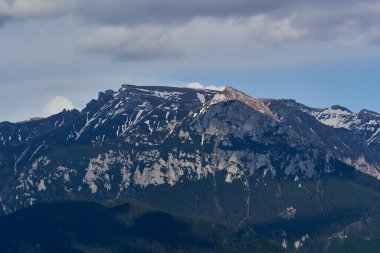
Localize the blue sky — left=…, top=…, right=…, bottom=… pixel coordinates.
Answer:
left=1, top=0, right=380, bottom=122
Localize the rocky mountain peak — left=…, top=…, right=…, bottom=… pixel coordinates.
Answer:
left=223, top=86, right=249, bottom=100
left=330, top=105, right=352, bottom=112
left=359, top=109, right=380, bottom=119
left=209, top=86, right=278, bottom=121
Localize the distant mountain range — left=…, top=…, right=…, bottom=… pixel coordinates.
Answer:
left=1, top=85, right=380, bottom=252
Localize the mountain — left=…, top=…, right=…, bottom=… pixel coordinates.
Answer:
left=0, top=84, right=380, bottom=252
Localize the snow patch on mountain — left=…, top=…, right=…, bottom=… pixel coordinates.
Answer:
left=308, top=107, right=359, bottom=130
left=306, top=106, right=380, bottom=146
left=197, top=93, right=206, bottom=104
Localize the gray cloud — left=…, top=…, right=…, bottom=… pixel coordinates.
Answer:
left=0, top=0, right=71, bottom=24
left=80, top=25, right=184, bottom=61
left=74, top=0, right=380, bottom=61
left=2, top=0, right=380, bottom=50
left=1, top=0, right=380, bottom=66
left=75, top=0, right=376, bottom=26
left=2, top=0, right=291, bottom=25
left=2, top=0, right=378, bottom=26
left=75, top=0, right=285, bottom=25
left=288, top=3, right=380, bottom=44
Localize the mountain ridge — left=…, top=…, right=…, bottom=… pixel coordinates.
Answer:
left=1, top=84, right=380, bottom=252
left=0, top=85, right=379, bottom=207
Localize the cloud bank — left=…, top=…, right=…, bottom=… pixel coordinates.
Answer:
left=2, top=0, right=380, bottom=61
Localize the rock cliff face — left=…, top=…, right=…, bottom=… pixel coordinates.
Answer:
left=0, top=84, right=379, bottom=218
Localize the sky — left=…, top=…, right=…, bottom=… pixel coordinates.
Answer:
left=1, top=0, right=380, bottom=122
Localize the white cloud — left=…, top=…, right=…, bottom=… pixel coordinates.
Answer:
left=42, top=96, right=75, bottom=117
left=205, top=85, right=226, bottom=91
left=186, top=82, right=203, bottom=89
left=186, top=82, right=225, bottom=91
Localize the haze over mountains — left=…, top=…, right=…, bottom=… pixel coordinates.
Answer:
left=0, top=84, right=380, bottom=252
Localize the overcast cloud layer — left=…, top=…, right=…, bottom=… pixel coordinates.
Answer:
left=1, top=0, right=380, bottom=121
